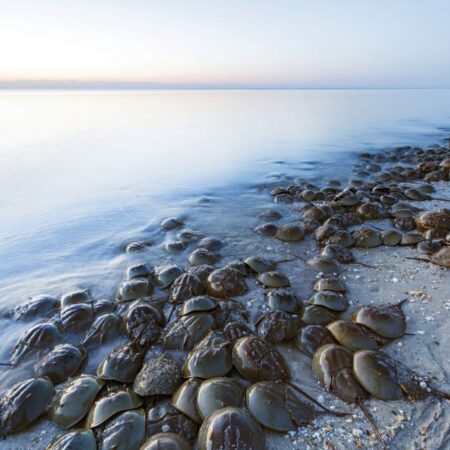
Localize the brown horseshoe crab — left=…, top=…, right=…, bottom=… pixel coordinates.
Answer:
left=197, top=407, right=264, bottom=450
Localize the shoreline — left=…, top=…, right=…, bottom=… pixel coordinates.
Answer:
left=0, top=139, right=449, bottom=449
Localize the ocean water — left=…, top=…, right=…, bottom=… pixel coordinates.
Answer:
left=0, top=88, right=449, bottom=446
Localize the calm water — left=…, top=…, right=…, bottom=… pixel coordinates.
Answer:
left=0, top=88, right=449, bottom=446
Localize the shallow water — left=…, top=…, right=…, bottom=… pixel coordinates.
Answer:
left=0, top=88, right=449, bottom=447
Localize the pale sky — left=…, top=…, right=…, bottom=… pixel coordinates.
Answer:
left=1, top=0, right=450, bottom=88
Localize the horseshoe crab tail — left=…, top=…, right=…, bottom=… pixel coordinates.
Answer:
left=0, top=361, right=13, bottom=366
left=355, top=260, right=377, bottom=269
left=429, top=387, right=450, bottom=400
left=405, top=256, right=430, bottom=263
left=288, top=382, right=349, bottom=417
left=167, top=303, right=177, bottom=323
left=357, top=399, right=387, bottom=450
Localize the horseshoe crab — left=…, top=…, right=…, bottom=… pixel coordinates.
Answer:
left=254, top=223, right=278, bottom=236
left=11, top=321, right=62, bottom=364
left=206, top=267, right=248, bottom=298
left=60, top=303, right=94, bottom=332
left=257, top=271, right=290, bottom=288
left=296, top=325, right=338, bottom=356
left=258, top=209, right=282, bottom=221
left=302, top=305, right=338, bottom=325
left=0, top=377, right=53, bottom=436
left=81, top=313, right=121, bottom=347
left=196, top=377, right=244, bottom=419
left=34, top=344, right=86, bottom=383
left=188, top=264, right=215, bottom=284
left=183, top=331, right=233, bottom=379
left=327, top=320, right=379, bottom=351
left=223, top=321, right=253, bottom=343
left=97, top=343, right=144, bottom=383
left=5, top=294, right=59, bottom=320
left=163, top=313, right=215, bottom=350
left=134, top=354, right=182, bottom=396
left=92, top=299, right=116, bottom=315
left=178, top=229, right=203, bottom=243
left=155, top=265, right=184, bottom=288
left=198, top=237, right=224, bottom=251
left=188, top=248, right=220, bottom=266
left=382, top=230, right=402, bottom=246
left=126, top=241, right=152, bottom=253
left=314, top=277, right=346, bottom=293
left=50, top=375, right=104, bottom=429
left=357, top=202, right=385, bottom=220
left=310, top=290, right=348, bottom=312
left=214, top=299, right=249, bottom=326
left=352, top=228, right=383, bottom=248
left=126, top=263, right=154, bottom=280
left=246, top=381, right=339, bottom=432
left=125, top=302, right=164, bottom=347
left=117, top=279, right=153, bottom=302
left=169, top=273, right=204, bottom=304
left=393, top=216, right=416, bottom=231
left=141, top=433, right=192, bottom=450
left=161, top=217, right=184, bottom=231
left=353, top=350, right=450, bottom=401
left=266, top=288, right=303, bottom=314
left=165, top=240, right=187, bottom=253
left=352, top=300, right=406, bottom=339
left=418, top=239, right=443, bottom=255
left=244, top=256, right=277, bottom=273
left=307, top=257, right=340, bottom=274
left=147, top=399, right=198, bottom=444
left=86, top=387, right=142, bottom=428
left=46, top=429, right=96, bottom=450
left=312, top=344, right=367, bottom=403
left=256, top=310, right=299, bottom=343
left=197, top=407, right=264, bottom=450
left=61, top=290, right=91, bottom=308
left=172, top=378, right=203, bottom=423
left=275, top=224, right=304, bottom=242
left=180, top=296, right=218, bottom=316
left=321, top=243, right=355, bottom=264
left=100, top=408, right=145, bottom=450
left=232, top=336, right=289, bottom=381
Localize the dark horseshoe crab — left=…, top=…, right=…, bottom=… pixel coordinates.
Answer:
left=0, top=377, right=54, bottom=436
left=34, top=344, right=86, bottom=383
left=232, top=336, right=289, bottom=382
left=197, top=407, right=265, bottom=450
left=46, top=429, right=96, bottom=450
left=246, top=381, right=346, bottom=432
left=4, top=294, right=59, bottom=320
left=141, top=433, right=192, bottom=450
left=196, top=377, right=244, bottom=419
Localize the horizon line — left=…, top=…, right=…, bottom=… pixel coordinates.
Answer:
left=0, top=80, right=450, bottom=91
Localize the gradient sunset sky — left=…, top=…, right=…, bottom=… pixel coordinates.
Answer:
left=1, top=0, right=450, bottom=88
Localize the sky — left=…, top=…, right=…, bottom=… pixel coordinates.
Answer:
left=0, top=0, right=450, bottom=88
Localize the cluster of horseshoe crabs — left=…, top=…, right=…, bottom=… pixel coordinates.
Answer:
left=0, top=143, right=449, bottom=449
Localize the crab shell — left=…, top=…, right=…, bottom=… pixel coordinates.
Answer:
left=197, top=407, right=265, bottom=450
